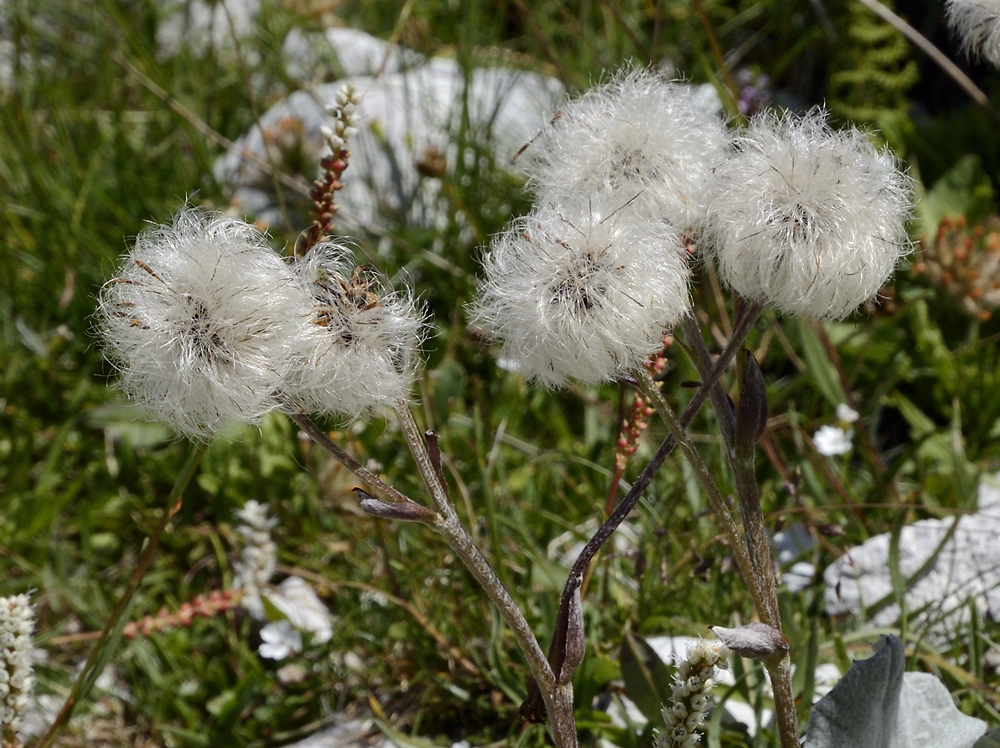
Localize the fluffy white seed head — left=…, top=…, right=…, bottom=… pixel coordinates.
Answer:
left=522, top=67, right=729, bottom=233
left=945, top=0, right=1000, bottom=68
left=701, top=109, right=913, bottom=319
left=285, top=243, right=425, bottom=417
left=471, top=200, right=691, bottom=387
left=97, top=209, right=304, bottom=439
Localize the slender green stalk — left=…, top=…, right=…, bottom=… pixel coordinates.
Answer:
left=36, top=441, right=207, bottom=748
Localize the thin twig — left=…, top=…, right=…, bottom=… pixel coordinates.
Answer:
left=527, top=306, right=763, bottom=713
left=856, top=0, right=998, bottom=118
left=37, top=442, right=206, bottom=748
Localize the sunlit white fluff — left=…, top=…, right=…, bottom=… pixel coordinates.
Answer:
left=945, top=0, right=1000, bottom=68
left=472, top=200, right=691, bottom=387
left=97, top=209, right=303, bottom=439
left=285, top=243, right=425, bottom=417
left=522, top=67, right=729, bottom=233
left=701, top=109, right=912, bottom=319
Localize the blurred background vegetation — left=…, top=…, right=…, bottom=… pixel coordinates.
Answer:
left=2, top=0, right=999, bottom=745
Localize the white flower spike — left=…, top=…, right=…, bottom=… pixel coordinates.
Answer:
left=286, top=242, right=425, bottom=417
left=702, top=109, right=913, bottom=319
left=472, top=199, right=691, bottom=388
left=522, top=67, right=729, bottom=233
left=0, top=594, right=35, bottom=740
left=945, top=0, right=1000, bottom=68
left=97, top=209, right=305, bottom=439
left=233, top=500, right=279, bottom=619
left=655, top=639, right=729, bottom=748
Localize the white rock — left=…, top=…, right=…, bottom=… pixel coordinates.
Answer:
left=823, top=473, right=1000, bottom=646
left=214, top=37, right=564, bottom=234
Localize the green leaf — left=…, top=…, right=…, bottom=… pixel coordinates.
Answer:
left=915, top=154, right=995, bottom=237
left=619, top=631, right=672, bottom=724
left=794, top=321, right=847, bottom=408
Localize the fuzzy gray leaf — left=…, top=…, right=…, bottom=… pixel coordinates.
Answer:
left=891, top=672, right=986, bottom=748
left=804, top=635, right=904, bottom=748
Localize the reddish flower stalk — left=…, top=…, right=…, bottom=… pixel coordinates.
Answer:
left=605, top=335, right=671, bottom=514
left=298, top=84, right=361, bottom=256
left=123, top=589, right=240, bottom=639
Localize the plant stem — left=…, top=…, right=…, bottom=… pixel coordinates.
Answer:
left=536, top=306, right=762, bottom=699
left=765, top=655, right=799, bottom=748
left=681, top=312, right=798, bottom=748
left=391, top=403, right=577, bottom=748
left=36, top=441, right=206, bottom=748
left=633, top=368, right=769, bottom=620
left=290, top=405, right=574, bottom=745
left=680, top=314, right=779, bottom=625
left=286, top=410, right=417, bottom=508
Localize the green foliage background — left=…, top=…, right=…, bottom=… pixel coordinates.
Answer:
left=1, top=0, right=999, bottom=745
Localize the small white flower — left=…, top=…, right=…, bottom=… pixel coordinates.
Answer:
left=701, top=109, right=913, bottom=319
left=836, top=403, right=859, bottom=424
left=258, top=620, right=302, bottom=660
left=945, top=0, right=1000, bottom=68
left=97, top=209, right=304, bottom=439
left=813, top=424, right=853, bottom=456
left=471, top=200, right=691, bottom=387
left=523, top=67, right=729, bottom=232
left=263, top=577, right=333, bottom=644
left=285, top=243, right=425, bottom=417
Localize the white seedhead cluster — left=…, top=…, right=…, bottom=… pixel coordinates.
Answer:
left=97, top=210, right=305, bottom=438
left=98, top=209, right=425, bottom=439
left=473, top=68, right=728, bottom=387
left=701, top=110, right=913, bottom=319
left=945, top=0, right=1000, bottom=68
left=98, top=67, right=912, bottom=429
left=473, top=201, right=690, bottom=387
left=290, top=243, right=424, bottom=416
left=472, top=68, right=913, bottom=385
left=521, top=68, right=729, bottom=232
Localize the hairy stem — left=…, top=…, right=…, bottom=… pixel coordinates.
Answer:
left=392, top=403, right=576, bottom=747
left=532, top=306, right=762, bottom=704
left=286, top=409, right=418, bottom=508
left=681, top=312, right=797, bottom=748
left=680, top=314, right=779, bottom=625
